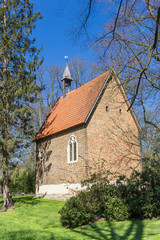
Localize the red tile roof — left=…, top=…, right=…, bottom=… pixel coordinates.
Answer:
left=35, top=71, right=110, bottom=141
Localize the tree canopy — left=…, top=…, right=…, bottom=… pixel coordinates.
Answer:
left=71, top=0, right=160, bottom=130
left=0, top=0, right=43, bottom=209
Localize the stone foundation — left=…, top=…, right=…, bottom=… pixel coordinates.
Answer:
left=36, top=183, right=86, bottom=200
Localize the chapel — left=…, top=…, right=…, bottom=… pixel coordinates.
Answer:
left=35, top=64, right=141, bottom=199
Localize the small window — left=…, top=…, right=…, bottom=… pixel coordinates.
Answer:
left=39, top=150, right=44, bottom=160
left=106, top=106, right=108, bottom=112
left=67, top=135, right=78, bottom=163
left=119, top=109, right=122, bottom=114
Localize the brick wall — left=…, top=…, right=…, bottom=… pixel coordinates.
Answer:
left=86, top=76, right=141, bottom=178
left=36, top=75, right=141, bottom=192
left=36, top=125, right=88, bottom=190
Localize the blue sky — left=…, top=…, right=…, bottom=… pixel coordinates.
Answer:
left=33, top=0, right=92, bottom=67
left=33, top=0, right=104, bottom=68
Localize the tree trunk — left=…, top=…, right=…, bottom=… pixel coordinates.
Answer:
left=1, top=144, right=14, bottom=209
left=1, top=87, right=14, bottom=209
left=1, top=127, right=14, bottom=209
left=2, top=168, right=14, bottom=209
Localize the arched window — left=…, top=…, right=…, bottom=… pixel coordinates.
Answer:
left=67, top=135, right=78, bottom=163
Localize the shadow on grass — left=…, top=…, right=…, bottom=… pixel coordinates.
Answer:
left=0, top=230, right=56, bottom=240
left=0, top=196, right=40, bottom=209
left=0, top=229, right=76, bottom=240
left=73, top=220, right=144, bottom=240
left=1, top=195, right=62, bottom=210
left=13, top=196, right=39, bottom=206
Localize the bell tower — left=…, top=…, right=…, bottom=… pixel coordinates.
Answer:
left=61, top=56, right=73, bottom=98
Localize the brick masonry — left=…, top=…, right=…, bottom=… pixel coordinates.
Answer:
left=36, top=75, right=141, bottom=198
left=86, top=76, right=140, bottom=178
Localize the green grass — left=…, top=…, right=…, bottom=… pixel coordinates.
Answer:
left=0, top=195, right=160, bottom=240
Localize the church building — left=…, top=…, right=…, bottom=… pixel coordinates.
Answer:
left=35, top=64, right=141, bottom=199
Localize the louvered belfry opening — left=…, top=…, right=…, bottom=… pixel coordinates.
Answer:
left=61, top=63, right=73, bottom=98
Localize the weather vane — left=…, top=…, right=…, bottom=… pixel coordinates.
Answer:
left=64, top=56, right=68, bottom=63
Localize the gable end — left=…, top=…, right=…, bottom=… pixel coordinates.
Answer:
left=84, top=70, right=112, bottom=124
left=84, top=69, right=141, bottom=132
left=111, top=69, right=141, bottom=132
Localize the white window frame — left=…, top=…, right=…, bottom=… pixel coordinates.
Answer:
left=67, top=135, right=78, bottom=163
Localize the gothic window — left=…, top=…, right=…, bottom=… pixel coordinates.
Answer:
left=67, top=135, right=78, bottom=163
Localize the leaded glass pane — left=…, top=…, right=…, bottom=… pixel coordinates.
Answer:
left=70, top=142, right=72, bottom=161
left=74, top=142, right=77, bottom=161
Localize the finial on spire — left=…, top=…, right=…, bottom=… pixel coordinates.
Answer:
left=61, top=56, right=73, bottom=98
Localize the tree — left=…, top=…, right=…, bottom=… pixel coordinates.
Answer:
left=9, top=146, right=36, bottom=195
left=70, top=0, right=160, bottom=130
left=46, top=64, right=63, bottom=113
left=0, top=0, right=42, bottom=209
left=33, top=64, right=63, bottom=132
left=69, top=55, right=95, bottom=88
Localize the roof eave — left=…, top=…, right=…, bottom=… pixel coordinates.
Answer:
left=84, top=68, right=141, bottom=132
left=84, top=69, right=112, bottom=124
left=34, top=122, right=86, bottom=142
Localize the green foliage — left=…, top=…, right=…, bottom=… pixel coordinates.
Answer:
left=102, top=197, right=129, bottom=221
left=0, top=0, right=43, bottom=151
left=9, top=169, right=36, bottom=194
left=0, top=0, right=42, bottom=207
left=118, top=158, right=160, bottom=219
left=59, top=191, right=97, bottom=228
left=60, top=156, right=160, bottom=228
left=59, top=180, right=127, bottom=228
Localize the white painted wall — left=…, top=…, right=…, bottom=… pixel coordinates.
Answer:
left=36, top=183, right=86, bottom=196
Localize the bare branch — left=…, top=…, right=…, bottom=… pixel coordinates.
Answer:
left=78, top=0, right=95, bottom=34
left=146, top=0, right=157, bottom=21
left=73, top=0, right=160, bottom=130
left=141, top=99, right=160, bottom=131
left=152, top=6, right=160, bottom=50
left=128, top=6, right=160, bottom=110
left=113, top=0, right=123, bottom=39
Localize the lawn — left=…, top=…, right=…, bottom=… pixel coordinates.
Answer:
left=0, top=196, right=160, bottom=240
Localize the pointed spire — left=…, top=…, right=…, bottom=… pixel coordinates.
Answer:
left=61, top=56, right=73, bottom=98
left=62, top=63, right=72, bottom=80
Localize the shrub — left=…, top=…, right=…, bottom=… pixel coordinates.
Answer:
left=59, top=177, right=128, bottom=228
left=59, top=156, right=160, bottom=228
left=117, top=158, right=160, bottom=219
left=102, top=197, right=129, bottom=221
left=59, top=191, right=97, bottom=228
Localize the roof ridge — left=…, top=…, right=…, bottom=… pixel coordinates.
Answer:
left=34, top=70, right=110, bottom=141
left=59, top=71, right=109, bottom=99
